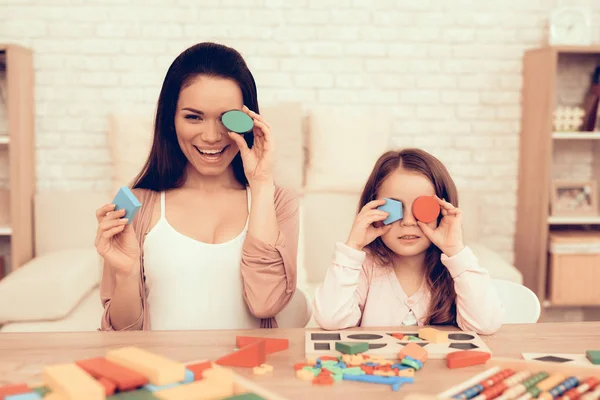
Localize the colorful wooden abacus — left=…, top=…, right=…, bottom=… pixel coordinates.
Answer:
left=406, top=357, right=600, bottom=400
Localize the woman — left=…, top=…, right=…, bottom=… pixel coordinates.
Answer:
left=95, top=42, right=299, bottom=331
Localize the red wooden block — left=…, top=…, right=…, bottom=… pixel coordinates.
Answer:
left=391, top=333, right=405, bottom=340
left=318, top=356, right=338, bottom=361
left=186, top=360, right=213, bottom=381
left=293, top=362, right=310, bottom=371
left=313, top=375, right=334, bottom=385
left=0, top=383, right=30, bottom=399
left=98, top=376, right=116, bottom=396
left=412, top=196, right=441, bottom=223
left=75, top=357, right=148, bottom=391
left=235, top=336, right=289, bottom=354
left=446, top=351, right=491, bottom=369
left=215, top=340, right=266, bottom=368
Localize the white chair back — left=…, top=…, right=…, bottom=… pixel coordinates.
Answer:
left=492, top=278, right=540, bottom=324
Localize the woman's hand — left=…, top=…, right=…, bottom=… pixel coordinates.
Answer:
left=228, top=105, right=274, bottom=186
left=94, top=204, right=140, bottom=277
left=417, top=196, right=465, bottom=257
left=345, top=199, right=393, bottom=251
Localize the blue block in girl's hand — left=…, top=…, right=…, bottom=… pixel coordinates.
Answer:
left=112, top=186, right=141, bottom=224
left=377, top=198, right=403, bottom=225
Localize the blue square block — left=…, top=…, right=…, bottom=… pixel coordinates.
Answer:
left=377, top=198, right=403, bottom=225
left=112, top=186, right=141, bottom=224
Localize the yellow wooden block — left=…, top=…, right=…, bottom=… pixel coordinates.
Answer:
left=374, top=370, right=396, bottom=376
left=154, top=378, right=234, bottom=400
left=43, top=363, right=105, bottom=400
left=296, top=369, right=315, bottom=381
left=398, top=368, right=415, bottom=377
left=418, top=327, right=448, bottom=343
left=106, top=346, right=186, bottom=386
left=203, top=366, right=235, bottom=384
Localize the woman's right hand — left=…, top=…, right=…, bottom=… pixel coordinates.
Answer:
left=345, top=199, right=393, bottom=251
left=95, top=204, right=140, bottom=277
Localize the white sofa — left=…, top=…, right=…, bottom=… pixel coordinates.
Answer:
left=0, top=102, right=522, bottom=332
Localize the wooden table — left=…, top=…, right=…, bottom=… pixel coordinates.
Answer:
left=1, top=322, right=599, bottom=399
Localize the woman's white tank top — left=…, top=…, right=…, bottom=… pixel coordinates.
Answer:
left=143, top=190, right=261, bottom=330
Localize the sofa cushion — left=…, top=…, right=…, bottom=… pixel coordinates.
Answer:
left=0, top=249, right=102, bottom=324
left=304, top=107, right=392, bottom=193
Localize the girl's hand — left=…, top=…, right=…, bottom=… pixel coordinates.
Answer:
left=345, top=199, right=393, bottom=251
left=227, top=105, right=274, bottom=186
left=417, top=196, right=465, bottom=257
left=94, top=204, right=140, bottom=277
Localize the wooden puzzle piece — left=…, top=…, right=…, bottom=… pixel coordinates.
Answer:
left=215, top=340, right=266, bottom=368
left=522, top=353, right=597, bottom=366
left=112, top=186, right=141, bottom=224
left=43, top=363, right=105, bottom=399
left=446, top=350, right=491, bottom=369
left=587, top=350, right=600, bottom=365
left=235, top=336, right=288, bottom=355
left=75, top=357, right=149, bottom=391
left=106, top=347, right=186, bottom=386
left=0, top=383, right=30, bottom=398
left=398, top=343, right=428, bottom=363
left=412, top=196, right=440, bottom=223
left=3, top=392, right=42, bottom=400
left=418, top=327, right=448, bottom=343
left=185, top=361, right=212, bottom=381
left=378, top=198, right=403, bottom=225
left=335, top=342, right=368, bottom=355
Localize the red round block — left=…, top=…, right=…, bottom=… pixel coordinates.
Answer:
left=412, top=196, right=440, bottom=223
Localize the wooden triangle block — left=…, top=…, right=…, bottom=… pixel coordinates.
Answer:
left=235, top=336, right=289, bottom=354
left=215, top=340, right=266, bottom=368
left=446, top=351, right=491, bottom=369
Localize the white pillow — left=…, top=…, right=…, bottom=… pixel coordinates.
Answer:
left=0, top=249, right=102, bottom=324
left=305, top=107, right=392, bottom=193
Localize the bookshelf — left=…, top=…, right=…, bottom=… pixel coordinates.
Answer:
left=0, top=44, right=35, bottom=277
left=515, top=45, right=600, bottom=308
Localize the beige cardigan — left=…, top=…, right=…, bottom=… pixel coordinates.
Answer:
left=99, top=186, right=299, bottom=330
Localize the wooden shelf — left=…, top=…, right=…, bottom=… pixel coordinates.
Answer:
left=0, top=44, right=34, bottom=274
left=515, top=44, right=600, bottom=308
left=548, top=216, right=600, bottom=225
left=552, top=132, right=600, bottom=139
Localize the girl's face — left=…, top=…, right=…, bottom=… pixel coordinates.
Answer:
left=376, top=168, right=438, bottom=257
left=174, top=75, right=244, bottom=178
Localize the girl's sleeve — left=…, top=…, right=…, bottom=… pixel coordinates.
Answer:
left=313, top=242, right=371, bottom=330
left=240, top=187, right=299, bottom=319
left=441, top=246, right=505, bottom=335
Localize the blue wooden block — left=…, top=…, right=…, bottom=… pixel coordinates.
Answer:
left=183, top=368, right=195, bottom=383
left=144, top=369, right=194, bottom=391
left=5, top=393, right=42, bottom=400
left=112, top=186, right=141, bottom=224
left=377, top=198, right=403, bottom=225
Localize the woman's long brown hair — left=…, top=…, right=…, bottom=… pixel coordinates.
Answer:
left=358, top=148, right=459, bottom=326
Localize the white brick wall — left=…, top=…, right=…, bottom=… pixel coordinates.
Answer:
left=1, top=0, right=600, bottom=265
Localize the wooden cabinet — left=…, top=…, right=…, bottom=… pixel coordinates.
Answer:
left=515, top=45, right=600, bottom=307
left=0, top=44, right=35, bottom=276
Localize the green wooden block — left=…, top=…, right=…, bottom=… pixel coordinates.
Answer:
left=224, top=393, right=266, bottom=400
left=335, top=341, right=369, bottom=354
left=108, top=389, right=158, bottom=399
left=586, top=350, right=600, bottom=364
left=32, top=386, right=51, bottom=396
left=332, top=373, right=344, bottom=382
left=323, top=366, right=343, bottom=375
left=342, top=367, right=366, bottom=375
left=302, top=366, right=321, bottom=376
left=406, top=335, right=421, bottom=341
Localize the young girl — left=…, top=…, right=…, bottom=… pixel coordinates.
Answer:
left=313, top=148, right=504, bottom=335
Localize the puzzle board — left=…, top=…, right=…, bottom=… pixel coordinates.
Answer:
left=305, top=330, right=491, bottom=360
left=521, top=353, right=599, bottom=367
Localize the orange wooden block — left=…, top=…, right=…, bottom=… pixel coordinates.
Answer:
left=186, top=361, right=213, bottom=381
left=319, top=356, right=339, bottom=361
left=98, top=376, right=116, bottom=396
left=215, top=340, right=266, bottom=368
left=293, top=362, right=310, bottom=371
left=412, top=196, right=440, bottom=223
left=75, top=357, right=149, bottom=391
left=446, top=351, right=491, bottom=369
left=235, top=336, right=289, bottom=354
left=0, top=383, right=30, bottom=398
left=313, top=375, right=334, bottom=385
left=398, top=343, right=429, bottom=363
left=391, top=333, right=405, bottom=340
